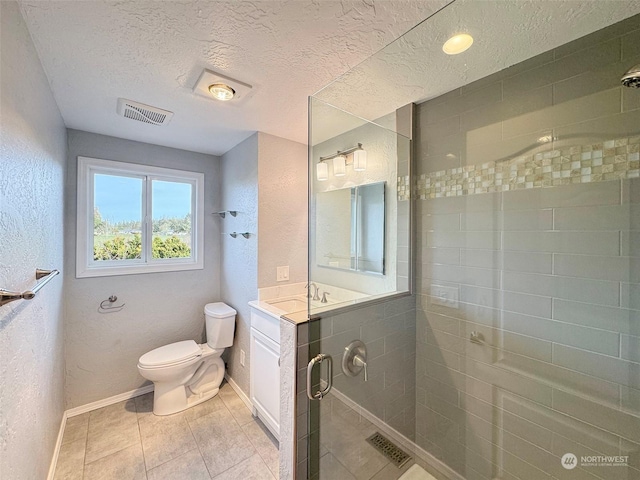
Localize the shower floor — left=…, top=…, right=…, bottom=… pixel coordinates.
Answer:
left=318, top=394, right=443, bottom=480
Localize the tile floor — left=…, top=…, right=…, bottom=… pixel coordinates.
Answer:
left=54, top=382, right=279, bottom=480
left=318, top=395, right=440, bottom=480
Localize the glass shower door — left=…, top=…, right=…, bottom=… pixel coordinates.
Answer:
left=305, top=2, right=640, bottom=479
left=303, top=96, right=414, bottom=479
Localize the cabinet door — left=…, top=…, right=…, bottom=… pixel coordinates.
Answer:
left=250, top=327, right=280, bottom=437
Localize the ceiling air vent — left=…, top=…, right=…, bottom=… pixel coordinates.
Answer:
left=116, top=98, right=173, bottom=126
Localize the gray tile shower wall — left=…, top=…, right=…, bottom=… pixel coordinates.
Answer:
left=298, top=295, right=417, bottom=479
left=414, top=15, right=640, bottom=480
left=416, top=17, right=640, bottom=177
left=415, top=179, right=640, bottom=480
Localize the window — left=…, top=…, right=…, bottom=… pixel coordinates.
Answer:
left=77, top=156, right=204, bottom=277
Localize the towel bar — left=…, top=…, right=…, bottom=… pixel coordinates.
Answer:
left=0, top=269, right=60, bottom=307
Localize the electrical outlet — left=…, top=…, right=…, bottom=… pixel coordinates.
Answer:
left=240, top=350, right=245, bottom=367
left=276, top=266, right=289, bottom=282
left=430, top=284, right=459, bottom=308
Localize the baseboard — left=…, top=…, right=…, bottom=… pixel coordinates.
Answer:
left=66, top=384, right=154, bottom=418
left=224, top=373, right=253, bottom=411
left=47, top=410, right=68, bottom=480
left=329, top=386, right=464, bottom=480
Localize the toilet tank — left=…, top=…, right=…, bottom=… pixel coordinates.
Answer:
left=204, top=302, right=237, bottom=349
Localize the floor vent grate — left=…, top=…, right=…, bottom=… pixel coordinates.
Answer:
left=366, top=432, right=412, bottom=468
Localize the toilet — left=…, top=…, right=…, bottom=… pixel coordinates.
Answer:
left=137, top=302, right=236, bottom=416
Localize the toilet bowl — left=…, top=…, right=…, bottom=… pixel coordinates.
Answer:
left=137, top=302, right=236, bottom=416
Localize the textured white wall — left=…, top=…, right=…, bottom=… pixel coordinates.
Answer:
left=222, top=133, right=308, bottom=395
left=257, top=133, right=308, bottom=288
left=64, top=130, right=221, bottom=408
left=220, top=134, right=259, bottom=394
left=0, top=2, right=67, bottom=478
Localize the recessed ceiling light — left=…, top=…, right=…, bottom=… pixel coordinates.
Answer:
left=443, top=33, right=474, bottom=55
left=208, top=83, right=235, bottom=101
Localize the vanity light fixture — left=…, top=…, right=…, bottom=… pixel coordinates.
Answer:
left=316, top=161, right=329, bottom=181
left=442, top=33, right=474, bottom=55
left=208, top=83, right=235, bottom=101
left=316, top=144, right=367, bottom=181
left=353, top=148, right=367, bottom=171
left=333, top=155, right=346, bottom=176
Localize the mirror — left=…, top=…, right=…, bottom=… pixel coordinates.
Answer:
left=316, top=182, right=385, bottom=275
left=309, top=98, right=411, bottom=306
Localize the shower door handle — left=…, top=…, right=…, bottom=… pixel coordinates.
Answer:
left=306, top=353, right=333, bottom=400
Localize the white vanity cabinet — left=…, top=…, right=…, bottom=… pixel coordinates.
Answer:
left=249, top=306, right=280, bottom=440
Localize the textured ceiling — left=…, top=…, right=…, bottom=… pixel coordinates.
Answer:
left=18, top=0, right=449, bottom=156
left=19, top=1, right=640, bottom=155
left=313, top=0, right=640, bottom=143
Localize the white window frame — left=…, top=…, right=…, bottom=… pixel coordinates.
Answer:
left=76, top=156, right=204, bottom=278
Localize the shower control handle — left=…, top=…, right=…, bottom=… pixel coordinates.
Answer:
left=353, top=354, right=368, bottom=381
left=342, top=340, right=368, bottom=381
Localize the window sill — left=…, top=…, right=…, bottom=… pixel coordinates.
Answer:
left=76, top=261, right=204, bottom=278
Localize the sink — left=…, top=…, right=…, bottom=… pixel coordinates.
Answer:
left=266, top=298, right=307, bottom=313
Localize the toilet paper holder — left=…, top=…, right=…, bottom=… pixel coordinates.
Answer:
left=98, top=295, right=125, bottom=313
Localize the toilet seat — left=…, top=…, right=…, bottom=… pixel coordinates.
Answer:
left=139, top=340, right=202, bottom=368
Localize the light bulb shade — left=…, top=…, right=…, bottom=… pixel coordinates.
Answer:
left=208, top=83, right=235, bottom=101
left=333, top=155, right=346, bottom=176
left=353, top=149, right=367, bottom=171
left=316, top=161, right=328, bottom=181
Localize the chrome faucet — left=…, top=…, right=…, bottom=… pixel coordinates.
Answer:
left=321, top=291, right=330, bottom=303
left=305, top=282, right=320, bottom=301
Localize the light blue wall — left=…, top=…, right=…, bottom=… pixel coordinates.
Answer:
left=220, top=133, right=259, bottom=395
left=0, top=2, right=68, bottom=478
left=64, top=129, right=221, bottom=408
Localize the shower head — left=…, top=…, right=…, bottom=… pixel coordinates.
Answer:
left=621, top=64, right=640, bottom=88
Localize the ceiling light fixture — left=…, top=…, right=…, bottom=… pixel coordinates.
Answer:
left=443, top=33, right=474, bottom=55
left=208, top=83, right=235, bottom=101
left=316, top=144, right=367, bottom=181
left=193, top=69, right=252, bottom=103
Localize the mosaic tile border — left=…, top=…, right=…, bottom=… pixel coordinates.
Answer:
left=397, top=136, right=640, bottom=201
left=398, top=175, right=410, bottom=201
